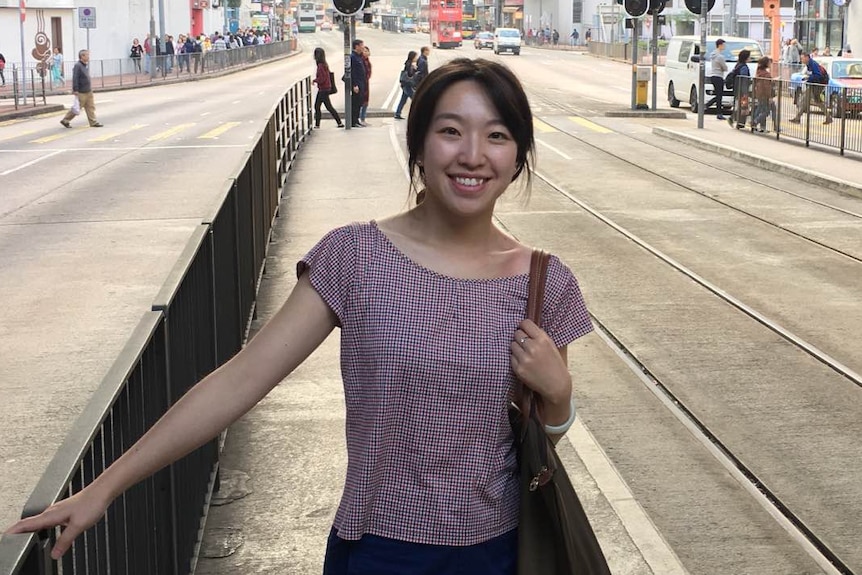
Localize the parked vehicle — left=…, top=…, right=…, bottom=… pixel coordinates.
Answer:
left=474, top=31, right=494, bottom=50
left=320, top=20, right=332, bottom=31
left=790, top=57, right=862, bottom=118
left=665, top=35, right=763, bottom=113
left=493, top=27, right=521, bottom=55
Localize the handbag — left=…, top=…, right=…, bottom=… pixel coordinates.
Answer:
left=70, top=95, right=81, bottom=116
left=328, top=71, right=338, bottom=95
left=509, top=250, right=611, bottom=575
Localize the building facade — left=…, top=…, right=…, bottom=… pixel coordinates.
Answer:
left=0, top=0, right=226, bottom=68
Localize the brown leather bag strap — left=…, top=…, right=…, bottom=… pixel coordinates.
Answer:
left=517, top=249, right=551, bottom=425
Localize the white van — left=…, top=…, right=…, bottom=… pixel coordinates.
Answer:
left=494, top=28, right=521, bottom=55
left=665, top=35, right=764, bottom=113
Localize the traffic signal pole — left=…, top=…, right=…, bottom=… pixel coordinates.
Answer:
left=697, top=0, right=707, bottom=128
left=630, top=22, right=638, bottom=110
left=651, top=12, right=659, bottom=109
left=343, top=16, right=353, bottom=129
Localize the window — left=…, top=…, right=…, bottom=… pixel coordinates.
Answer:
left=679, top=42, right=692, bottom=63
left=737, top=22, right=749, bottom=37
left=571, top=0, right=583, bottom=23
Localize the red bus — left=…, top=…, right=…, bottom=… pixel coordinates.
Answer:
left=429, top=0, right=462, bottom=49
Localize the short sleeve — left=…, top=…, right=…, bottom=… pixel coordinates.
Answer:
left=541, top=256, right=593, bottom=347
left=297, top=225, right=357, bottom=326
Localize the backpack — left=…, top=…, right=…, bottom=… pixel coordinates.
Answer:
left=817, top=63, right=829, bottom=84
left=724, top=67, right=738, bottom=90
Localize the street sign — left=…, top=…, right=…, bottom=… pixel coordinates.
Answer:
left=79, top=6, right=96, bottom=29
left=19, top=0, right=25, bottom=23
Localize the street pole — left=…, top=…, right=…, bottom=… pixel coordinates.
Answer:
left=149, top=0, right=156, bottom=80
left=158, top=0, right=166, bottom=41
left=631, top=19, right=638, bottom=110
left=651, top=11, right=658, bottom=110
left=19, top=1, right=27, bottom=104
left=344, top=16, right=353, bottom=129
left=697, top=0, right=707, bottom=128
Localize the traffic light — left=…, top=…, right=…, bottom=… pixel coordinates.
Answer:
left=647, top=0, right=665, bottom=15
left=333, top=0, right=364, bottom=16
left=624, top=0, right=648, bottom=17
left=684, top=0, right=715, bottom=14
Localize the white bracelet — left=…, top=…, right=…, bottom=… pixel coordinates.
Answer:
left=544, top=396, right=576, bottom=435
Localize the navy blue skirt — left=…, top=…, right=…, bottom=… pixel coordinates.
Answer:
left=322, top=527, right=517, bottom=575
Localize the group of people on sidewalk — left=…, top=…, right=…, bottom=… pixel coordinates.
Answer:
left=311, top=42, right=431, bottom=129
left=704, top=37, right=833, bottom=133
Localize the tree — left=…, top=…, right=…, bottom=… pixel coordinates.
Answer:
left=227, top=0, right=242, bottom=7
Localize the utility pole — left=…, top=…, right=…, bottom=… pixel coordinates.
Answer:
left=149, top=0, right=156, bottom=80
left=19, top=0, right=27, bottom=104
left=697, top=0, right=707, bottom=128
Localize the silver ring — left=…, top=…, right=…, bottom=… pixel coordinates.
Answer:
left=518, top=337, right=528, bottom=345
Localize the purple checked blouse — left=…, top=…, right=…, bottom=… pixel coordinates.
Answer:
left=297, top=221, right=593, bottom=547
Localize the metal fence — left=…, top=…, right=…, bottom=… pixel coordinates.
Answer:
left=729, top=75, right=862, bottom=156
left=1, top=41, right=292, bottom=110
left=0, top=75, right=313, bottom=575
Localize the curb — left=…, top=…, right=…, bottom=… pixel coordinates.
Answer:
left=605, top=110, right=687, bottom=119
left=652, top=126, right=862, bottom=200
left=0, top=104, right=65, bottom=121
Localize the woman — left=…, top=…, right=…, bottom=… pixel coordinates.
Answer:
left=359, top=45, right=372, bottom=125
left=727, top=49, right=752, bottom=129
left=394, top=50, right=418, bottom=120
left=5, top=59, right=590, bottom=574
left=752, top=56, right=775, bottom=133
left=130, top=38, right=144, bottom=73
left=51, top=47, right=64, bottom=87
left=312, top=47, right=343, bottom=128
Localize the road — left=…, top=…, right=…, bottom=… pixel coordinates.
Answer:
left=2, top=28, right=861, bottom=575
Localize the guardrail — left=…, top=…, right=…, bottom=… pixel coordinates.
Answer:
left=729, top=76, right=862, bottom=156
left=1, top=41, right=293, bottom=109
left=0, top=75, right=313, bottom=575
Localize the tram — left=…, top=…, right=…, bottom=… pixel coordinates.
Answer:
left=429, top=0, right=463, bottom=48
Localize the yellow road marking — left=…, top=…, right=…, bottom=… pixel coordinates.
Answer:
left=30, top=131, right=79, bottom=144
left=568, top=116, right=613, bottom=134
left=147, top=123, right=196, bottom=141
left=197, top=121, right=242, bottom=139
left=532, top=118, right=557, bottom=133
left=0, top=119, right=25, bottom=128
left=0, top=129, right=38, bottom=142
left=89, top=124, right=148, bottom=142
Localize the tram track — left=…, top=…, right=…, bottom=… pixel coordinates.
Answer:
left=529, top=109, right=862, bottom=267
left=513, top=105, right=862, bottom=573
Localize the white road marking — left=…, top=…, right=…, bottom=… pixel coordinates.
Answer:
left=0, top=150, right=65, bottom=176
left=0, top=144, right=248, bottom=153
left=536, top=138, right=572, bottom=160
left=382, top=79, right=400, bottom=111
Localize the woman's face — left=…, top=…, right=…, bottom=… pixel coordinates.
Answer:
left=419, top=80, right=519, bottom=218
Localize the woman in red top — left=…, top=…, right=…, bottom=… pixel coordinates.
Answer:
left=313, top=47, right=344, bottom=129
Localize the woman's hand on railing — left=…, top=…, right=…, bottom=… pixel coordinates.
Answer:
left=3, top=484, right=111, bottom=560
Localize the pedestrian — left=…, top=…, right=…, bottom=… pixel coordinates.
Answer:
left=585, top=28, right=591, bottom=44
left=130, top=38, right=143, bottom=73
left=143, top=33, right=152, bottom=73
left=726, top=48, right=752, bottom=129
left=349, top=38, right=367, bottom=128
left=789, top=51, right=832, bottom=125
left=359, top=45, right=372, bottom=126
left=60, top=50, right=103, bottom=128
left=182, top=35, right=194, bottom=72
left=312, top=47, right=343, bottom=129
left=164, top=35, right=175, bottom=75
left=414, top=45, right=430, bottom=88
left=552, top=29, right=559, bottom=45
left=5, top=57, right=590, bottom=575
left=752, top=56, right=775, bottom=132
left=704, top=38, right=728, bottom=120
left=570, top=28, right=579, bottom=46
left=193, top=35, right=204, bottom=74
left=394, top=50, right=418, bottom=120
left=51, top=47, right=64, bottom=88
left=0, top=52, right=5, bottom=86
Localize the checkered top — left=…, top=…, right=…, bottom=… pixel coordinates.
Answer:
left=297, top=221, right=593, bottom=546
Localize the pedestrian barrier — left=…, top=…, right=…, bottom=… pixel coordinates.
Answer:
left=0, top=41, right=293, bottom=109
left=0, top=76, right=313, bottom=575
left=728, top=75, right=862, bottom=156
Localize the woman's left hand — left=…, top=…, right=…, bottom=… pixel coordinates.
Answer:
left=510, top=319, right=572, bottom=405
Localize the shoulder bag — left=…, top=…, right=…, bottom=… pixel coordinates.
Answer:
left=509, top=250, right=611, bottom=575
left=328, top=70, right=338, bottom=95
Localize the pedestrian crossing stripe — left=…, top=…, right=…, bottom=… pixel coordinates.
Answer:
left=568, top=116, right=613, bottom=134
left=532, top=118, right=557, bottom=133
left=30, top=131, right=80, bottom=144
left=0, top=129, right=37, bottom=142
left=89, top=124, right=148, bottom=142
left=148, top=123, right=196, bottom=141
left=198, top=122, right=242, bottom=139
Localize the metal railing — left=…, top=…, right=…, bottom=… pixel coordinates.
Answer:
left=0, top=41, right=293, bottom=108
left=729, top=75, right=862, bottom=156
left=0, top=75, right=313, bottom=575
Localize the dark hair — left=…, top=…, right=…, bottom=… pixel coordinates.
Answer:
left=757, top=56, right=770, bottom=70
left=406, top=58, right=534, bottom=197
left=716, top=38, right=725, bottom=46
left=404, top=50, right=417, bottom=69
left=738, top=49, right=751, bottom=63
left=352, top=38, right=363, bottom=49
left=314, top=47, right=326, bottom=65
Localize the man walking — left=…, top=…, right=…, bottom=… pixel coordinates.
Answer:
left=789, top=52, right=832, bottom=125
left=414, top=46, right=430, bottom=89
left=349, top=39, right=367, bottom=128
left=704, top=38, right=728, bottom=120
left=60, top=50, right=103, bottom=128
